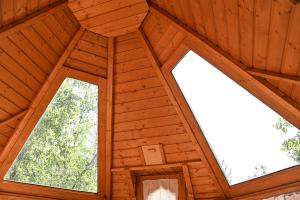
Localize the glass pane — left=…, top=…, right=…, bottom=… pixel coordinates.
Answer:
left=172, top=51, right=299, bottom=185
left=143, top=179, right=178, bottom=200
left=5, top=78, right=98, bottom=193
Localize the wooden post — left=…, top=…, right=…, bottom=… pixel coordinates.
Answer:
left=182, top=165, right=194, bottom=200
left=105, top=37, right=115, bottom=200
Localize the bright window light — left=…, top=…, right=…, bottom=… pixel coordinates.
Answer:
left=172, top=51, right=299, bottom=185
left=5, top=78, right=98, bottom=193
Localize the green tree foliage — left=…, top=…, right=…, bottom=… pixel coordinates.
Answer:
left=274, top=118, right=300, bottom=163
left=5, top=78, right=98, bottom=193
left=220, top=159, right=232, bottom=184
left=247, top=165, right=267, bottom=180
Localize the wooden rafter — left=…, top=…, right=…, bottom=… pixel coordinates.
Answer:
left=182, top=164, right=194, bottom=200
left=136, top=28, right=227, bottom=198
left=0, top=110, right=27, bottom=129
left=246, top=68, right=300, bottom=86
left=105, top=37, right=115, bottom=200
left=0, top=0, right=68, bottom=39
left=148, top=1, right=300, bottom=130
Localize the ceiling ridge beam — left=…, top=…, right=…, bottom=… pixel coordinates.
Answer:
left=0, top=110, right=27, bottom=130
left=0, top=0, right=68, bottom=39
left=246, top=68, right=300, bottom=85
left=0, top=27, right=85, bottom=169
left=148, top=1, right=300, bottom=129
left=136, top=28, right=228, bottom=198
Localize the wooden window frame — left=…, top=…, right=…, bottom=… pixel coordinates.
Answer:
left=0, top=67, right=107, bottom=200
left=161, top=39, right=300, bottom=199
left=136, top=174, right=186, bottom=200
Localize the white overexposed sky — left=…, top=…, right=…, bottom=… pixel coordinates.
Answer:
left=172, top=51, right=299, bottom=185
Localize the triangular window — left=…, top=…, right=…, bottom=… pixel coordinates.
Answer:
left=172, top=51, right=299, bottom=185
left=4, top=78, right=98, bottom=193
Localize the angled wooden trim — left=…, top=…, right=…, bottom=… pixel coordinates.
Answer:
left=137, top=28, right=227, bottom=198
left=230, top=181, right=300, bottom=200
left=0, top=110, right=27, bottom=129
left=182, top=165, right=194, bottom=200
left=149, top=2, right=300, bottom=198
left=246, top=68, right=300, bottom=86
left=125, top=170, right=137, bottom=200
left=0, top=0, right=68, bottom=39
left=105, top=37, right=115, bottom=200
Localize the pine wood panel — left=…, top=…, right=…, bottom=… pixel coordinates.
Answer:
left=0, top=7, right=79, bottom=155
left=68, top=0, right=148, bottom=37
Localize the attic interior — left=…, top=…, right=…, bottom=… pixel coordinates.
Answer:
left=0, top=0, right=299, bottom=199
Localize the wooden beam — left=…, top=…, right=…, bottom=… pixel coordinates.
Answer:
left=255, top=77, right=300, bottom=112
left=246, top=68, right=300, bottom=86
left=0, top=110, right=27, bottom=129
left=0, top=27, right=85, bottom=173
left=125, top=170, right=137, bottom=200
left=136, top=28, right=228, bottom=198
left=0, top=0, right=67, bottom=39
left=105, top=37, right=114, bottom=200
left=182, top=165, right=194, bottom=200
left=111, top=161, right=202, bottom=172
left=148, top=1, right=300, bottom=130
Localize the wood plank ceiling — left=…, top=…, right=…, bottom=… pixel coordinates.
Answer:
left=0, top=0, right=299, bottom=199
left=68, top=0, right=149, bottom=37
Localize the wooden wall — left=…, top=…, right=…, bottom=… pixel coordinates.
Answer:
left=0, top=0, right=299, bottom=199
left=110, top=32, right=223, bottom=200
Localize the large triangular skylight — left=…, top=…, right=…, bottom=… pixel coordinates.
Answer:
left=172, top=51, right=299, bottom=185
left=4, top=78, right=98, bottom=193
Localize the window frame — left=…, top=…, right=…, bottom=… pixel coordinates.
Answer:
left=160, top=38, right=300, bottom=198
left=137, top=174, right=186, bottom=200
left=0, top=67, right=107, bottom=200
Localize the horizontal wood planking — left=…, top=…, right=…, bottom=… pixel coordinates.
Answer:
left=112, top=32, right=201, bottom=171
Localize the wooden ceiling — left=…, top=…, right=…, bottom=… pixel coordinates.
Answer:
left=68, top=0, right=149, bottom=37
left=0, top=0, right=299, bottom=199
